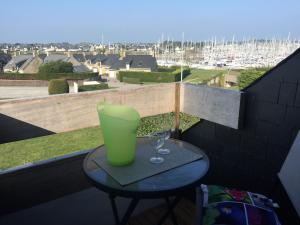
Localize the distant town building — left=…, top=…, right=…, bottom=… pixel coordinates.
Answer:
left=82, top=54, right=120, bottom=75
left=3, top=55, right=34, bottom=73
left=43, top=53, right=90, bottom=73
left=109, top=55, right=157, bottom=78
left=4, top=52, right=90, bottom=73
left=3, top=51, right=158, bottom=78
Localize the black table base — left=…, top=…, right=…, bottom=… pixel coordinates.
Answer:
left=109, top=194, right=182, bottom=225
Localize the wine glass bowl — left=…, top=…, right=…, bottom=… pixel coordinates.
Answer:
left=157, top=129, right=171, bottom=155
left=149, top=134, right=165, bottom=164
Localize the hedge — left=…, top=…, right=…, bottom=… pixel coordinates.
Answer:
left=123, top=77, right=141, bottom=84
left=117, top=67, right=190, bottom=83
left=78, top=83, right=109, bottom=92
left=157, top=66, right=177, bottom=73
left=48, top=79, right=69, bottom=95
left=0, top=72, right=98, bottom=81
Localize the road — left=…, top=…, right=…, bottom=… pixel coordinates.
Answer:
left=0, top=82, right=142, bottom=100
left=0, top=86, right=75, bottom=100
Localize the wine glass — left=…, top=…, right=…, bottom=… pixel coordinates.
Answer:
left=149, top=133, right=165, bottom=164
left=157, top=129, right=171, bottom=155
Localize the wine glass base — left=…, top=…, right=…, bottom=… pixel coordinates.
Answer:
left=150, top=156, right=164, bottom=164
left=158, top=148, right=171, bottom=155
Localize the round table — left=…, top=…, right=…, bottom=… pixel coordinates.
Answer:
left=83, top=137, right=209, bottom=225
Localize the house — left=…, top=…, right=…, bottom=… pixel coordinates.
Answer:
left=4, top=53, right=90, bottom=73
left=77, top=54, right=119, bottom=75
left=3, top=55, right=33, bottom=73
left=3, top=52, right=158, bottom=78
left=19, top=54, right=46, bottom=73
left=75, top=53, right=157, bottom=79
left=109, top=55, right=157, bottom=79
left=111, top=55, right=157, bottom=72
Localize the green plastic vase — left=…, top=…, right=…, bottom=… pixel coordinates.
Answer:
left=97, top=103, right=140, bottom=166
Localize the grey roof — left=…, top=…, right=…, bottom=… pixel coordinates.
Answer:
left=111, top=55, right=157, bottom=71
left=101, top=54, right=119, bottom=66
left=72, top=54, right=119, bottom=67
left=73, top=64, right=90, bottom=73
left=84, top=54, right=94, bottom=61
left=73, top=54, right=86, bottom=63
left=43, top=54, right=68, bottom=64
left=38, top=54, right=47, bottom=61
left=90, top=54, right=107, bottom=64
left=87, top=54, right=120, bottom=67
left=4, top=55, right=32, bottom=70
left=110, top=60, right=123, bottom=70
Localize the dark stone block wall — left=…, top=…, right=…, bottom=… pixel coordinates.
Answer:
left=182, top=48, right=300, bottom=194
left=0, top=152, right=91, bottom=215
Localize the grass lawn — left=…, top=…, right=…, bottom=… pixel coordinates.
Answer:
left=0, top=126, right=104, bottom=170
left=0, top=113, right=199, bottom=170
left=184, top=69, right=225, bottom=84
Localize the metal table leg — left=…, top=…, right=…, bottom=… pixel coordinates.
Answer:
left=120, top=198, right=139, bottom=225
left=165, top=197, right=179, bottom=225
left=109, top=195, right=120, bottom=224
left=195, top=188, right=204, bottom=225
left=157, top=196, right=181, bottom=225
left=109, top=195, right=139, bottom=225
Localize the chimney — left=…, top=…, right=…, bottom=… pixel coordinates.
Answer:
left=97, top=62, right=102, bottom=75
left=119, top=49, right=126, bottom=60
left=151, top=49, right=156, bottom=58
left=32, top=49, right=37, bottom=57
left=126, top=63, right=130, bottom=70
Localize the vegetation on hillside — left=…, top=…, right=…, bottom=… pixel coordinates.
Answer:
left=117, top=67, right=190, bottom=83
left=237, top=68, right=270, bottom=89
left=184, top=69, right=225, bottom=84
left=39, top=60, right=73, bottom=73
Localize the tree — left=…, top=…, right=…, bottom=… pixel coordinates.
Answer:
left=39, top=60, right=73, bottom=73
left=0, top=52, right=11, bottom=72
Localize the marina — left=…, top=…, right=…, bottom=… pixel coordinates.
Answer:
left=155, top=35, right=300, bottom=69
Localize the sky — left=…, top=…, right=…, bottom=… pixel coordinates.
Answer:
left=1, top=0, right=300, bottom=43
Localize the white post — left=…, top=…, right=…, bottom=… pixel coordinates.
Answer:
left=181, top=32, right=185, bottom=82
left=73, top=82, right=78, bottom=93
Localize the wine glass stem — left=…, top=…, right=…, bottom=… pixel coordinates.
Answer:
left=156, top=147, right=160, bottom=158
